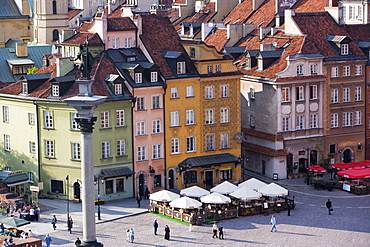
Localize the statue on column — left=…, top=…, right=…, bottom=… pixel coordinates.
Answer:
left=76, top=41, right=94, bottom=80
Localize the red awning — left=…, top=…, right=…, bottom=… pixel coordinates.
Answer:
left=331, top=162, right=360, bottom=170
left=337, top=167, right=370, bottom=179
left=307, top=165, right=327, bottom=173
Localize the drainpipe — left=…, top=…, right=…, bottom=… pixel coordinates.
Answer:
left=33, top=101, right=41, bottom=183
left=131, top=97, right=136, bottom=198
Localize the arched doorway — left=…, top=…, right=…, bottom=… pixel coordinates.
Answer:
left=168, top=169, right=174, bottom=189
left=286, top=153, right=293, bottom=175
left=138, top=174, right=145, bottom=196
left=343, top=149, right=352, bottom=163
left=310, top=150, right=318, bottom=165
left=73, top=182, right=80, bottom=201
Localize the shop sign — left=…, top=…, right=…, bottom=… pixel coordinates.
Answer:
left=8, top=170, right=23, bottom=176
left=30, top=186, right=39, bottom=192
left=343, top=183, right=351, bottom=192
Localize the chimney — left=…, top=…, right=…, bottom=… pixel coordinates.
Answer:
left=259, top=27, right=270, bottom=40
left=16, top=43, right=28, bottom=57
left=56, top=58, right=61, bottom=77
left=260, top=43, right=275, bottom=51
left=227, top=24, right=244, bottom=46
left=284, top=10, right=301, bottom=35
left=253, top=0, right=264, bottom=10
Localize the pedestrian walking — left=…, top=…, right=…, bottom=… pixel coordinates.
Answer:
left=153, top=219, right=158, bottom=235
left=218, top=223, right=224, bottom=240
left=164, top=225, right=170, bottom=240
left=129, top=228, right=135, bottom=243
left=270, top=215, right=277, bottom=232
left=68, top=216, right=73, bottom=234
left=44, top=234, right=52, bottom=247
left=136, top=194, right=142, bottom=207
left=287, top=202, right=291, bottom=216
left=75, top=237, right=81, bottom=246
left=125, top=229, right=130, bottom=242
left=34, top=206, right=40, bottom=221
left=51, top=215, right=57, bottom=230
left=145, top=186, right=150, bottom=199
left=212, top=223, right=218, bottom=238
left=326, top=199, right=333, bottom=215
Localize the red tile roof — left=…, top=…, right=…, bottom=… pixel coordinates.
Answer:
left=242, top=127, right=284, bottom=141
left=204, top=28, right=228, bottom=52
left=139, top=14, right=198, bottom=78
left=68, top=9, right=83, bottom=20
left=343, top=24, right=370, bottom=41
left=107, top=17, right=137, bottom=31
left=0, top=80, right=8, bottom=89
left=62, top=32, right=104, bottom=46
left=223, top=0, right=253, bottom=25
left=293, top=0, right=329, bottom=12
left=173, top=0, right=187, bottom=4
left=174, top=2, right=216, bottom=31
left=243, top=0, right=276, bottom=27
left=76, top=21, right=95, bottom=32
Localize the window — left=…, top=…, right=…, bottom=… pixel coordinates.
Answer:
left=216, top=64, right=221, bottom=72
left=205, top=86, right=214, bottom=99
left=171, top=138, right=180, bottom=154
left=331, top=67, right=338, bottom=77
left=152, top=120, right=161, bottom=134
left=124, top=37, right=132, bottom=48
left=343, top=112, right=353, bottom=126
left=186, top=136, right=195, bottom=152
left=310, top=114, right=318, bottom=128
left=282, top=117, right=290, bottom=131
left=44, top=111, right=53, bottom=128
left=220, top=168, right=233, bottom=181
left=205, top=109, right=214, bottom=124
left=137, top=97, right=145, bottom=110
left=183, top=171, right=197, bottom=184
left=52, top=29, right=59, bottom=41
left=71, top=143, right=80, bottom=160
left=186, top=86, right=194, bottom=97
left=114, top=84, right=122, bottom=94
left=358, top=5, right=363, bottom=20
left=296, top=115, right=305, bottom=130
left=113, top=38, right=120, bottom=49
left=250, top=88, right=255, bottom=99
left=297, top=64, right=303, bottom=75
left=343, top=66, right=350, bottom=76
left=355, top=65, right=362, bottom=75
left=331, top=88, right=338, bottom=103
left=105, top=180, right=113, bottom=194
left=331, top=113, right=338, bottom=128
left=220, top=108, right=229, bottom=123
left=250, top=115, right=255, bottom=127
left=343, top=88, right=350, bottom=102
left=117, top=139, right=125, bottom=156
left=3, top=106, right=9, bottom=123
left=296, top=86, right=304, bottom=101
left=151, top=72, right=158, bottom=82
left=177, top=62, right=186, bottom=74
left=29, top=141, right=36, bottom=153
left=71, top=113, right=79, bottom=130
left=170, top=111, right=179, bottom=127
left=22, top=83, right=28, bottom=94
left=101, top=141, right=110, bottom=159
left=190, top=47, right=195, bottom=58
left=341, top=44, right=349, bottom=55
left=207, top=65, right=213, bottom=73
left=116, top=178, right=125, bottom=193
left=116, top=110, right=125, bottom=127
left=51, top=179, right=64, bottom=194
left=206, top=134, right=215, bottom=151
left=154, top=174, right=162, bottom=188
left=137, top=146, right=146, bottom=161
left=329, top=144, right=336, bottom=154
left=186, top=110, right=195, bottom=125
left=100, top=111, right=109, bottom=128
left=135, top=73, right=142, bottom=83
left=136, top=121, right=146, bottom=135
left=355, top=87, right=361, bottom=101
left=145, top=94, right=155, bottom=109
left=4, top=135, right=10, bottom=151
left=310, top=64, right=318, bottom=74
left=220, top=133, right=229, bottom=149
left=52, top=0, right=57, bottom=14
left=45, top=140, right=54, bottom=158
left=310, top=85, right=318, bottom=99
left=282, top=87, right=290, bottom=102
left=220, top=85, right=229, bottom=98
left=349, top=6, right=355, bottom=19
left=28, top=172, right=34, bottom=183
left=153, top=144, right=161, bottom=159
left=170, top=87, right=178, bottom=98
left=354, top=111, right=362, bottom=125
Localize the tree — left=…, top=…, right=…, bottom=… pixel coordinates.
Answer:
left=27, top=67, right=39, bottom=75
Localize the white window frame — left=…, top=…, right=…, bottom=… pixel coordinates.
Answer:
left=137, top=146, right=146, bottom=161
left=116, top=110, right=125, bottom=127
left=310, top=114, right=318, bottom=128
left=44, top=111, right=53, bottom=128
left=170, top=111, right=179, bottom=127
left=297, top=64, right=303, bottom=75
left=3, top=106, right=9, bottom=123
left=186, top=136, right=196, bottom=152
left=310, top=85, right=318, bottom=100
left=177, top=61, right=186, bottom=74
left=22, top=83, right=28, bottom=94
left=117, top=139, right=126, bottom=156
left=135, top=73, right=142, bottom=83
left=170, top=87, right=178, bottom=98
left=45, top=140, right=54, bottom=158
left=124, top=37, right=132, bottom=48
left=113, top=38, right=120, bottom=49
left=71, top=142, right=80, bottom=160
left=171, top=138, right=180, bottom=154
left=205, top=109, right=214, bottom=125
left=331, top=88, right=338, bottom=103
left=101, top=141, right=111, bottom=159
left=186, top=86, right=194, bottom=97
left=355, top=86, right=361, bottom=101
left=52, top=85, right=59, bottom=97
left=207, top=65, right=213, bottom=73
left=29, top=141, right=36, bottom=153
left=205, top=86, right=214, bottom=99
left=220, top=108, right=229, bottom=123
left=310, top=64, right=318, bottom=74
left=343, top=88, right=350, bottom=102
left=152, top=144, right=161, bottom=159
left=355, top=65, right=362, bottom=76
left=358, top=5, right=363, bottom=20
left=220, top=133, right=229, bottom=149
left=349, top=6, right=355, bottom=19
left=250, top=88, right=255, bottom=99
left=282, top=117, right=290, bottom=131
left=152, top=119, right=161, bottom=134
left=205, top=134, right=215, bottom=151
left=216, top=64, right=221, bottom=72
left=137, top=97, right=145, bottom=110
left=28, top=113, right=35, bottom=125
left=71, top=113, right=79, bottom=130
left=114, top=84, right=122, bottom=94
left=331, top=113, right=338, bottom=128
left=152, top=95, right=160, bottom=109
left=151, top=71, right=158, bottom=82
left=341, top=44, right=349, bottom=55
left=186, top=109, right=195, bottom=125
left=282, top=87, right=290, bottom=102
left=4, top=134, right=10, bottom=151
left=220, top=85, right=229, bottom=98
left=136, top=121, right=146, bottom=135
left=343, top=112, right=353, bottom=127
left=343, top=66, right=350, bottom=76
left=296, top=115, right=305, bottom=130
left=100, top=111, right=109, bottom=128
left=296, top=86, right=304, bottom=101
left=331, top=67, right=338, bottom=77
left=354, top=111, right=362, bottom=125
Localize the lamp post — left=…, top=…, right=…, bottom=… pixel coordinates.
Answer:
left=66, top=175, right=69, bottom=221
left=96, top=176, right=105, bottom=220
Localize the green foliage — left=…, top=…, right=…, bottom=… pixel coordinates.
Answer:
left=27, top=67, right=39, bottom=75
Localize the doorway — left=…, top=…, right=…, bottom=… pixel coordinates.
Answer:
left=138, top=174, right=145, bottom=196
left=310, top=150, right=318, bottom=165
left=168, top=169, right=174, bottom=189
left=262, top=160, right=266, bottom=175
left=73, top=182, right=80, bottom=200
left=343, top=149, right=352, bottom=163
left=205, top=171, right=213, bottom=190
left=298, top=158, right=308, bottom=173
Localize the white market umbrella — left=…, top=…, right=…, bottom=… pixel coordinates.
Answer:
left=230, top=186, right=262, bottom=201
left=258, top=183, right=288, bottom=197
left=169, top=196, right=202, bottom=209
left=210, top=181, right=238, bottom=194
left=200, top=192, right=231, bottom=204
left=180, top=186, right=210, bottom=198
left=149, top=189, right=180, bottom=202
left=238, top=178, right=267, bottom=191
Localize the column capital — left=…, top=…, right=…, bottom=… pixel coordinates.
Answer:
left=76, top=117, right=97, bottom=133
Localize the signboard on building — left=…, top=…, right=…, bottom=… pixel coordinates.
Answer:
left=7, top=170, right=23, bottom=176
left=30, top=186, right=39, bottom=192
left=343, top=183, right=351, bottom=192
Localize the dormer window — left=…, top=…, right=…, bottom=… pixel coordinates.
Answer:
left=127, top=57, right=135, bottom=62
left=135, top=73, right=142, bottom=83
left=22, top=83, right=28, bottom=94
left=151, top=72, right=158, bottom=82
left=115, top=84, right=122, bottom=94
left=52, top=85, right=59, bottom=97
left=177, top=62, right=186, bottom=74
left=341, top=44, right=349, bottom=55
left=310, top=64, right=318, bottom=75
left=190, top=47, right=195, bottom=58
left=297, top=64, right=303, bottom=75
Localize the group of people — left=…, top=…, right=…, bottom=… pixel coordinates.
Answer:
left=136, top=187, right=151, bottom=207
left=211, top=223, right=224, bottom=239
left=17, top=205, right=40, bottom=221
left=152, top=219, right=171, bottom=240
left=125, top=228, right=135, bottom=243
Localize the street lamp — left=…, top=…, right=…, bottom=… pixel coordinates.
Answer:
left=96, top=176, right=105, bottom=220
left=66, top=175, right=70, bottom=221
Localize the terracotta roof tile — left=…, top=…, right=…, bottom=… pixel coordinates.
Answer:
left=242, top=127, right=284, bottom=141
left=293, top=0, right=330, bottom=12
left=204, top=28, right=228, bottom=52
left=0, top=80, right=8, bottom=89
left=68, top=9, right=83, bottom=20
left=62, top=32, right=104, bottom=46
left=173, top=0, right=187, bottom=4
left=76, top=21, right=95, bottom=32
left=243, top=0, right=276, bottom=27
left=343, top=24, right=370, bottom=41
left=223, top=0, right=253, bottom=24
left=107, top=17, right=137, bottom=31
left=0, top=81, right=22, bottom=95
